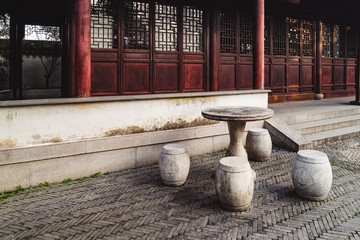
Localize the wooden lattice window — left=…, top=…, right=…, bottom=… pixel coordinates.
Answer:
left=155, top=3, right=178, bottom=51
left=322, top=23, right=333, bottom=58
left=124, top=1, right=150, bottom=50
left=264, top=15, right=270, bottom=55
left=220, top=10, right=236, bottom=54
left=183, top=6, right=204, bottom=52
left=91, top=0, right=118, bottom=49
left=302, top=20, right=313, bottom=57
left=239, top=12, right=253, bottom=55
left=273, top=17, right=286, bottom=56
left=288, top=18, right=300, bottom=56
left=334, top=25, right=345, bottom=58
left=0, top=14, right=10, bottom=91
left=346, top=27, right=357, bottom=59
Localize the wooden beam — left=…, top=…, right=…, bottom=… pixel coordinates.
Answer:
left=271, top=0, right=301, bottom=5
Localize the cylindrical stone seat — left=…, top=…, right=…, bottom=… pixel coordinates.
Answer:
left=292, top=150, right=332, bottom=201
left=159, top=144, right=190, bottom=186
left=215, top=156, right=256, bottom=211
left=246, top=128, right=272, bottom=162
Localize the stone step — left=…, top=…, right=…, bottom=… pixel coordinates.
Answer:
left=291, top=114, right=360, bottom=135
left=282, top=108, right=360, bottom=125
left=304, top=125, right=360, bottom=148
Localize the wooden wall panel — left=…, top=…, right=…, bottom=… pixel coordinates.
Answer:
left=347, top=66, right=356, bottom=85
left=154, top=63, right=179, bottom=93
left=238, top=65, right=253, bottom=89
left=272, top=65, right=286, bottom=93
left=264, top=63, right=270, bottom=89
left=123, top=63, right=150, bottom=94
left=288, top=65, right=300, bottom=87
left=322, top=66, right=332, bottom=85
left=91, top=62, right=118, bottom=95
left=301, top=65, right=313, bottom=86
left=333, top=66, right=345, bottom=90
left=219, top=64, right=236, bottom=90
left=183, top=64, right=204, bottom=91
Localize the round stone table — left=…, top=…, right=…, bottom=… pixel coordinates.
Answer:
left=201, top=106, right=274, bottom=158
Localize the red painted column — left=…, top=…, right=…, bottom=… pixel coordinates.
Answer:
left=210, top=4, right=219, bottom=91
left=254, top=0, right=265, bottom=90
left=315, top=21, right=324, bottom=99
left=74, top=0, right=91, bottom=97
left=350, top=48, right=360, bottom=105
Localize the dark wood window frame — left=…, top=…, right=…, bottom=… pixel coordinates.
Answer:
left=90, top=0, right=209, bottom=96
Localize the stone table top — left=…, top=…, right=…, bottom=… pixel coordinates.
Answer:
left=201, top=106, right=274, bottom=122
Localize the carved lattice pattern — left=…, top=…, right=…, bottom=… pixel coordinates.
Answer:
left=239, top=12, right=253, bottom=54
left=0, top=39, right=9, bottom=91
left=322, top=23, right=333, bottom=58
left=0, top=14, right=10, bottom=91
left=288, top=18, right=300, bottom=56
left=23, top=25, right=62, bottom=56
left=183, top=6, right=204, bottom=52
left=220, top=10, right=236, bottom=54
left=273, top=17, right=286, bottom=56
left=334, top=25, right=345, bottom=58
left=124, top=1, right=149, bottom=50
left=346, top=26, right=357, bottom=59
left=155, top=3, right=178, bottom=51
left=91, top=0, right=118, bottom=49
left=264, top=15, right=270, bottom=55
left=302, top=20, right=313, bottom=57
left=25, top=25, right=60, bottom=41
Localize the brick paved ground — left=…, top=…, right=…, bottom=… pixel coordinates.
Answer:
left=0, top=138, right=360, bottom=239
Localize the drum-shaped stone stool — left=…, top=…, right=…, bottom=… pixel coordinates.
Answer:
left=159, top=144, right=190, bottom=186
left=215, top=156, right=256, bottom=211
left=292, top=150, right=332, bottom=201
left=246, top=128, right=272, bottom=162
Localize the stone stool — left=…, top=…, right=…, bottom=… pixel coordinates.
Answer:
left=159, top=143, right=190, bottom=186
left=292, top=150, right=332, bottom=201
left=246, top=128, right=272, bottom=162
left=215, top=156, right=256, bottom=211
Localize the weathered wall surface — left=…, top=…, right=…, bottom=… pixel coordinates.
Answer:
left=0, top=91, right=269, bottom=148
left=0, top=90, right=270, bottom=192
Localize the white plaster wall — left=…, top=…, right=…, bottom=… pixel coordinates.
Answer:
left=0, top=92, right=268, bottom=148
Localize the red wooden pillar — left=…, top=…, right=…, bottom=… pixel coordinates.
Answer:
left=254, top=0, right=265, bottom=90
left=350, top=48, right=360, bottom=105
left=315, top=21, right=324, bottom=99
left=74, top=0, right=91, bottom=97
left=210, top=4, right=219, bottom=91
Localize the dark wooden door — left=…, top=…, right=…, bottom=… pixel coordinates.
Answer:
left=268, top=16, right=315, bottom=99
left=91, top=0, right=207, bottom=96
left=218, top=8, right=253, bottom=91
left=321, top=23, right=357, bottom=97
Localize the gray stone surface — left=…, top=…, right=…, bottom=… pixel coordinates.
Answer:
left=246, top=128, right=272, bottom=162
left=159, top=144, right=190, bottom=186
left=0, top=137, right=360, bottom=239
left=202, top=106, right=274, bottom=122
left=202, top=106, right=273, bottom=158
left=292, top=150, right=332, bottom=201
left=215, top=156, right=255, bottom=211
left=268, top=97, right=360, bottom=151
left=0, top=124, right=229, bottom=192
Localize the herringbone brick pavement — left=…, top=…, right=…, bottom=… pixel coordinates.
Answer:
left=0, top=139, right=360, bottom=239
